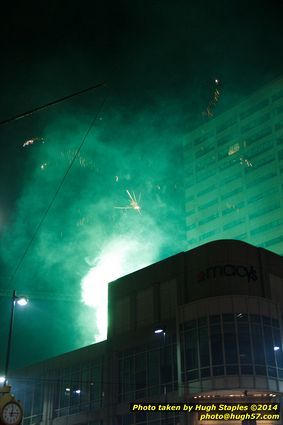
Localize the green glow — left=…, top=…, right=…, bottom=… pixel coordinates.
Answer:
left=4, top=80, right=283, bottom=365
left=81, top=236, right=161, bottom=342
left=81, top=246, right=121, bottom=342
left=0, top=100, right=185, bottom=362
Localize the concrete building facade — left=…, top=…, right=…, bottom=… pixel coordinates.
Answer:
left=184, top=77, right=283, bottom=255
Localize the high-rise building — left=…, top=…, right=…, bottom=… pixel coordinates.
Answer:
left=10, top=240, right=283, bottom=425
left=184, top=77, right=283, bottom=254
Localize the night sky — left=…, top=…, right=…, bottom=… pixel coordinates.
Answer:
left=1, top=0, right=283, bottom=372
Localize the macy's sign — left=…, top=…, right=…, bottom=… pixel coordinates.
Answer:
left=197, top=264, right=257, bottom=283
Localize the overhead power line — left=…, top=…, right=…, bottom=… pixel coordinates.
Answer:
left=9, top=85, right=108, bottom=283
left=0, top=81, right=107, bottom=127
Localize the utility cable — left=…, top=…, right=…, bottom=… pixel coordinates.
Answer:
left=9, top=90, right=108, bottom=283
left=0, top=82, right=106, bottom=126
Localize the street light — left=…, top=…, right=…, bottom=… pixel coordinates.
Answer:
left=154, top=327, right=165, bottom=335
left=4, top=290, right=28, bottom=386
left=154, top=325, right=167, bottom=399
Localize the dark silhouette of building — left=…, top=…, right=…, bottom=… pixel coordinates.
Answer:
left=11, top=240, right=283, bottom=425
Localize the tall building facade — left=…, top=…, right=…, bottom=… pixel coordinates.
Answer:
left=10, top=240, right=283, bottom=425
left=184, top=77, right=283, bottom=255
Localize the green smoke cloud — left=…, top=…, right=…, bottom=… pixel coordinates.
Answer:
left=0, top=91, right=186, bottom=367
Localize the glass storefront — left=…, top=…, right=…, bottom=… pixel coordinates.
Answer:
left=180, top=313, right=283, bottom=382
left=118, top=336, right=178, bottom=402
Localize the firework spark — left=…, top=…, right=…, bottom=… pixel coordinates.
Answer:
left=115, top=189, right=142, bottom=214
left=204, top=79, right=221, bottom=117
left=23, top=137, right=44, bottom=148
left=240, top=157, right=253, bottom=167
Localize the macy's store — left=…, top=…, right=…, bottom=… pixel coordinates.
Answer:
left=11, top=240, right=283, bottom=425
left=105, top=239, right=283, bottom=424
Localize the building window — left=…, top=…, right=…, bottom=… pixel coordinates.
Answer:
left=228, top=142, right=240, bottom=155
left=216, top=117, right=237, bottom=134
left=223, top=217, right=246, bottom=231
left=245, top=138, right=274, bottom=158
left=196, top=167, right=217, bottom=183
left=239, top=99, right=269, bottom=120
left=180, top=312, right=283, bottom=383
left=118, top=337, right=177, bottom=402
left=199, top=229, right=218, bottom=241
left=197, top=184, right=216, bottom=197
left=244, top=126, right=272, bottom=146
left=245, top=171, right=277, bottom=188
left=195, top=144, right=214, bottom=159
left=240, top=112, right=270, bottom=134
left=56, top=361, right=103, bottom=416
left=223, top=320, right=237, bottom=364
left=221, top=186, right=243, bottom=200
left=237, top=320, right=252, bottom=365
left=198, top=212, right=219, bottom=226
left=249, top=202, right=280, bottom=220
left=12, top=380, right=44, bottom=424
left=198, top=198, right=218, bottom=211
left=264, top=235, right=283, bottom=248
left=250, top=218, right=283, bottom=236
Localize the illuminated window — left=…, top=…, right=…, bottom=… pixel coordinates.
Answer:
left=228, top=142, right=240, bottom=156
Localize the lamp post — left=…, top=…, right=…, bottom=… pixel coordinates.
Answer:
left=4, top=290, right=28, bottom=386
left=154, top=326, right=167, bottom=399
